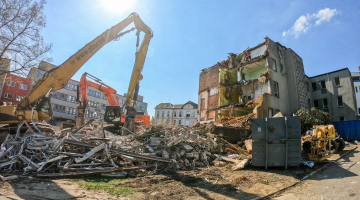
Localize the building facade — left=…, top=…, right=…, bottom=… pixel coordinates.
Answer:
left=0, top=73, right=31, bottom=105
left=308, top=69, right=356, bottom=121
left=198, top=37, right=357, bottom=122
left=154, top=101, right=198, bottom=126
left=351, top=71, right=360, bottom=118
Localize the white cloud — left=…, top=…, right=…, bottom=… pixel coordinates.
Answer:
left=282, top=8, right=339, bottom=38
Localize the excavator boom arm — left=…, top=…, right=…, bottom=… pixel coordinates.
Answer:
left=18, top=13, right=152, bottom=110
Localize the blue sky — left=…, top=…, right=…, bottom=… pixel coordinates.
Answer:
left=42, top=0, right=360, bottom=118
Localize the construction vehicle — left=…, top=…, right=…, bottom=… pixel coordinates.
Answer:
left=77, top=72, right=150, bottom=128
left=0, top=12, right=152, bottom=135
left=303, top=125, right=346, bottom=161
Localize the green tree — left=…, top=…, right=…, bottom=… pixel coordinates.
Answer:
left=0, top=0, right=52, bottom=76
left=293, top=107, right=331, bottom=133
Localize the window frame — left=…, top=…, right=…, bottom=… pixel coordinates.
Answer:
left=271, top=58, right=277, bottom=72
left=334, top=77, right=341, bottom=87
left=337, top=96, right=344, bottom=107
left=7, top=80, right=16, bottom=87
left=274, top=81, right=279, bottom=98
left=4, top=93, right=13, bottom=99
left=19, top=84, right=28, bottom=90
left=322, top=98, right=328, bottom=109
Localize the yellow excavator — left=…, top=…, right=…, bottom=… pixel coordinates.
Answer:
left=0, top=12, right=152, bottom=136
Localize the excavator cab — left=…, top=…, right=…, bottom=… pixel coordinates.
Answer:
left=104, top=106, right=123, bottom=125
left=30, top=96, right=53, bottom=120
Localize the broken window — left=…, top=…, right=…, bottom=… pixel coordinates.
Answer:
left=339, top=116, right=345, bottom=121
left=179, top=112, right=182, bottom=117
left=280, top=64, right=283, bottom=73
left=7, top=80, right=16, bottom=87
left=174, top=111, right=176, bottom=117
left=186, top=111, right=190, bottom=117
left=358, top=108, right=360, bottom=115
left=162, top=111, right=164, bottom=117
left=268, top=108, right=273, bottom=118
left=274, top=81, right=279, bottom=98
left=308, top=99, right=311, bottom=108
left=278, top=50, right=282, bottom=60
left=320, top=80, right=326, bottom=89
left=167, top=111, right=170, bottom=117
left=337, top=96, right=343, bottom=107
left=156, top=111, right=159, bottom=117
left=271, top=58, right=277, bottom=71
left=334, top=77, right=340, bottom=87
left=313, top=100, right=319, bottom=108
left=311, top=82, right=317, bottom=91
left=322, top=98, right=328, bottom=109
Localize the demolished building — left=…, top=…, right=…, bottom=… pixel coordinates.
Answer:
left=199, top=37, right=309, bottom=122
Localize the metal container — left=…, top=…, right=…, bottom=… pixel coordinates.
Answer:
left=332, top=120, right=360, bottom=140
left=252, top=116, right=301, bottom=169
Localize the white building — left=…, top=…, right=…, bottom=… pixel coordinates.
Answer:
left=351, top=71, right=360, bottom=117
left=154, top=101, right=198, bottom=126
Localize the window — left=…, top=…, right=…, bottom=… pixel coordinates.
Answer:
left=156, top=111, right=159, bottom=117
left=173, top=120, right=176, bottom=125
left=271, top=58, right=277, bottom=71
left=337, top=96, right=343, bottom=107
left=174, top=111, right=177, bottom=117
left=186, top=111, right=190, bottom=117
left=311, top=82, right=317, bottom=91
left=354, top=77, right=360, bottom=82
left=65, top=107, right=70, bottom=113
left=313, top=100, right=319, bottom=108
left=274, top=81, right=279, bottom=98
left=322, top=98, right=328, bottom=109
left=4, top=93, right=12, bottom=99
left=167, top=111, right=170, bottom=117
left=268, top=108, right=273, bottom=118
left=278, top=50, right=282, bottom=60
left=19, top=84, right=27, bottom=90
left=179, top=120, right=181, bottom=125
left=72, top=85, right=77, bottom=91
left=162, top=111, right=164, bottom=117
left=356, top=86, right=358, bottom=93
left=334, top=77, right=340, bottom=87
left=308, top=99, right=311, bottom=108
left=320, top=80, right=326, bottom=89
left=179, top=111, right=182, bottom=117
left=16, top=96, right=24, bottom=101
left=65, top=83, right=70, bottom=89
left=339, top=116, right=345, bottom=121
left=358, top=108, right=360, bottom=115
left=7, top=80, right=15, bottom=87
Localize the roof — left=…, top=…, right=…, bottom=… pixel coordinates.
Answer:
left=155, top=101, right=198, bottom=109
left=181, top=101, right=198, bottom=109
left=309, top=68, right=349, bottom=79
left=155, top=103, right=173, bottom=109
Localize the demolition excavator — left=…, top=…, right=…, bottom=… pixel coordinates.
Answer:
left=77, top=72, right=150, bottom=129
left=0, top=13, right=152, bottom=135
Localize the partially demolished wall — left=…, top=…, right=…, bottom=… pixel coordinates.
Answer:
left=198, top=37, right=309, bottom=122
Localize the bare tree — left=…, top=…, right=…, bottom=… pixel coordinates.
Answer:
left=0, top=0, right=52, bottom=76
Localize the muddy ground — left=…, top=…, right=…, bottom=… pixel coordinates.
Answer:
left=0, top=146, right=356, bottom=200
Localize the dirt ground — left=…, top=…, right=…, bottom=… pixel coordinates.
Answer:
left=0, top=146, right=356, bottom=200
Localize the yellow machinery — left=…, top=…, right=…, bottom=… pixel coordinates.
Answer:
left=0, top=13, right=152, bottom=133
left=307, top=125, right=345, bottom=161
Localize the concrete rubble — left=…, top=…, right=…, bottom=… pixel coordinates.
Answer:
left=0, top=119, right=254, bottom=179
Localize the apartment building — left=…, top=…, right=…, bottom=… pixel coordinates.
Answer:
left=154, top=101, right=198, bottom=126
left=0, top=73, right=31, bottom=105
left=351, top=71, right=360, bottom=118
left=307, top=69, right=356, bottom=121
left=199, top=37, right=309, bottom=122
left=198, top=37, right=357, bottom=122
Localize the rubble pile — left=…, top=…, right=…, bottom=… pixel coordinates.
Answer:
left=0, top=120, right=253, bottom=180
left=219, top=113, right=255, bottom=129
left=0, top=122, right=170, bottom=179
